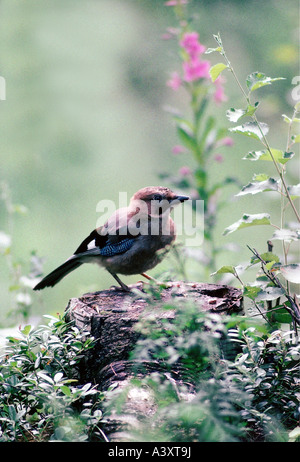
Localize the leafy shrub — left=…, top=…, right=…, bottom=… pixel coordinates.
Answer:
left=128, top=301, right=300, bottom=442
left=0, top=315, right=105, bottom=442
left=226, top=326, right=300, bottom=441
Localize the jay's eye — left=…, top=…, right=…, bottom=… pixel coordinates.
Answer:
left=153, top=194, right=162, bottom=201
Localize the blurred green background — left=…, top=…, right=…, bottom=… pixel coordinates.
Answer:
left=0, top=0, right=298, bottom=324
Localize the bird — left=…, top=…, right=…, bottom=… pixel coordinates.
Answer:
left=33, top=186, right=189, bottom=292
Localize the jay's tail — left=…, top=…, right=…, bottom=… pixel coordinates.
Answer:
left=33, top=257, right=82, bottom=290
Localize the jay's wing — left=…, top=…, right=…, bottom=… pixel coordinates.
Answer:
left=73, top=207, right=137, bottom=258
left=33, top=208, right=137, bottom=291
left=73, top=228, right=135, bottom=257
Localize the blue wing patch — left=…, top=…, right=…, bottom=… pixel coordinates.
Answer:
left=99, top=238, right=135, bottom=257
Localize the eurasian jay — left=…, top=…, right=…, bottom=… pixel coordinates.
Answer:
left=33, top=186, right=189, bottom=292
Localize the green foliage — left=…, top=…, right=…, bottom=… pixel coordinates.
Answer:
left=124, top=303, right=300, bottom=442
left=208, top=33, right=300, bottom=328
left=229, top=121, right=269, bottom=141
left=226, top=327, right=300, bottom=441
left=243, top=149, right=295, bottom=164
left=246, top=72, right=285, bottom=93
left=2, top=302, right=297, bottom=443
left=223, top=213, right=271, bottom=236
left=236, top=177, right=279, bottom=197
left=0, top=315, right=105, bottom=442
left=209, top=62, right=228, bottom=82
left=133, top=304, right=226, bottom=378
left=226, top=103, right=260, bottom=122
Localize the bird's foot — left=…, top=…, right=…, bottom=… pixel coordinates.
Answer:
left=108, top=271, right=131, bottom=292
left=110, top=284, right=131, bottom=293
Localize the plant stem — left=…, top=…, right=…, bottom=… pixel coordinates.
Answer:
left=215, top=35, right=300, bottom=224
left=253, top=114, right=300, bottom=223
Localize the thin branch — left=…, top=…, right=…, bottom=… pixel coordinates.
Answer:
left=247, top=246, right=300, bottom=326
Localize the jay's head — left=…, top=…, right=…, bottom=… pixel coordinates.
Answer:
left=130, top=186, right=189, bottom=217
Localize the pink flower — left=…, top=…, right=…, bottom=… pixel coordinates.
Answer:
left=218, top=136, right=234, bottom=147
left=165, top=0, right=188, bottom=5
left=180, top=32, right=206, bottom=58
left=161, top=27, right=180, bottom=40
left=213, top=75, right=227, bottom=104
left=172, top=145, right=187, bottom=154
left=179, top=166, right=192, bottom=176
left=183, top=58, right=210, bottom=82
left=214, top=85, right=227, bottom=104
left=166, top=72, right=182, bottom=91
left=161, top=33, right=173, bottom=40
left=167, top=27, right=180, bottom=35
left=214, top=154, right=224, bottom=163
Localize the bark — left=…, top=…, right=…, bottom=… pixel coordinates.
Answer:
left=65, top=281, right=243, bottom=440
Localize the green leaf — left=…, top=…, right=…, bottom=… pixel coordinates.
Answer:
left=8, top=405, right=17, bottom=421
left=37, top=371, right=54, bottom=384
left=243, top=149, right=294, bottom=164
left=226, top=102, right=259, bottom=122
left=271, top=307, right=293, bottom=324
left=282, top=114, right=293, bottom=123
left=211, top=265, right=236, bottom=277
left=12, top=204, right=28, bottom=215
left=229, top=121, right=269, bottom=140
left=265, top=260, right=277, bottom=271
left=283, top=115, right=300, bottom=124
left=21, top=325, right=32, bottom=336
left=253, top=173, right=269, bottom=181
left=245, top=103, right=260, bottom=116
left=194, top=97, right=208, bottom=125
left=226, top=108, right=246, bottom=123
left=213, top=33, right=223, bottom=45
left=199, top=115, right=215, bottom=152
left=246, top=72, right=285, bottom=92
left=287, top=183, right=300, bottom=197
left=209, top=63, right=228, bottom=82
left=60, top=385, right=72, bottom=397
left=236, top=178, right=278, bottom=196
left=54, top=372, right=64, bottom=383
left=195, top=168, right=207, bottom=189
left=9, top=284, right=21, bottom=291
left=292, top=134, right=300, bottom=143
left=271, top=228, right=300, bottom=241
left=256, top=286, right=285, bottom=301
left=205, top=46, right=222, bottom=54
left=280, top=264, right=300, bottom=284
left=243, top=285, right=261, bottom=300
left=223, top=213, right=271, bottom=235
left=176, top=123, right=197, bottom=152
left=250, top=252, right=280, bottom=265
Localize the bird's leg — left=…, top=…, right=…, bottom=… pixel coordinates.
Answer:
left=140, top=272, right=172, bottom=289
left=108, top=271, right=131, bottom=292
left=140, top=272, right=156, bottom=282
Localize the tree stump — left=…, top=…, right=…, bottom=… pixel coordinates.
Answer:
left=65, top=282, right=243, bottom=440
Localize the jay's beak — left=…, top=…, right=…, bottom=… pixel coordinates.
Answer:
left=172, top=195, right=190, bottom=203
